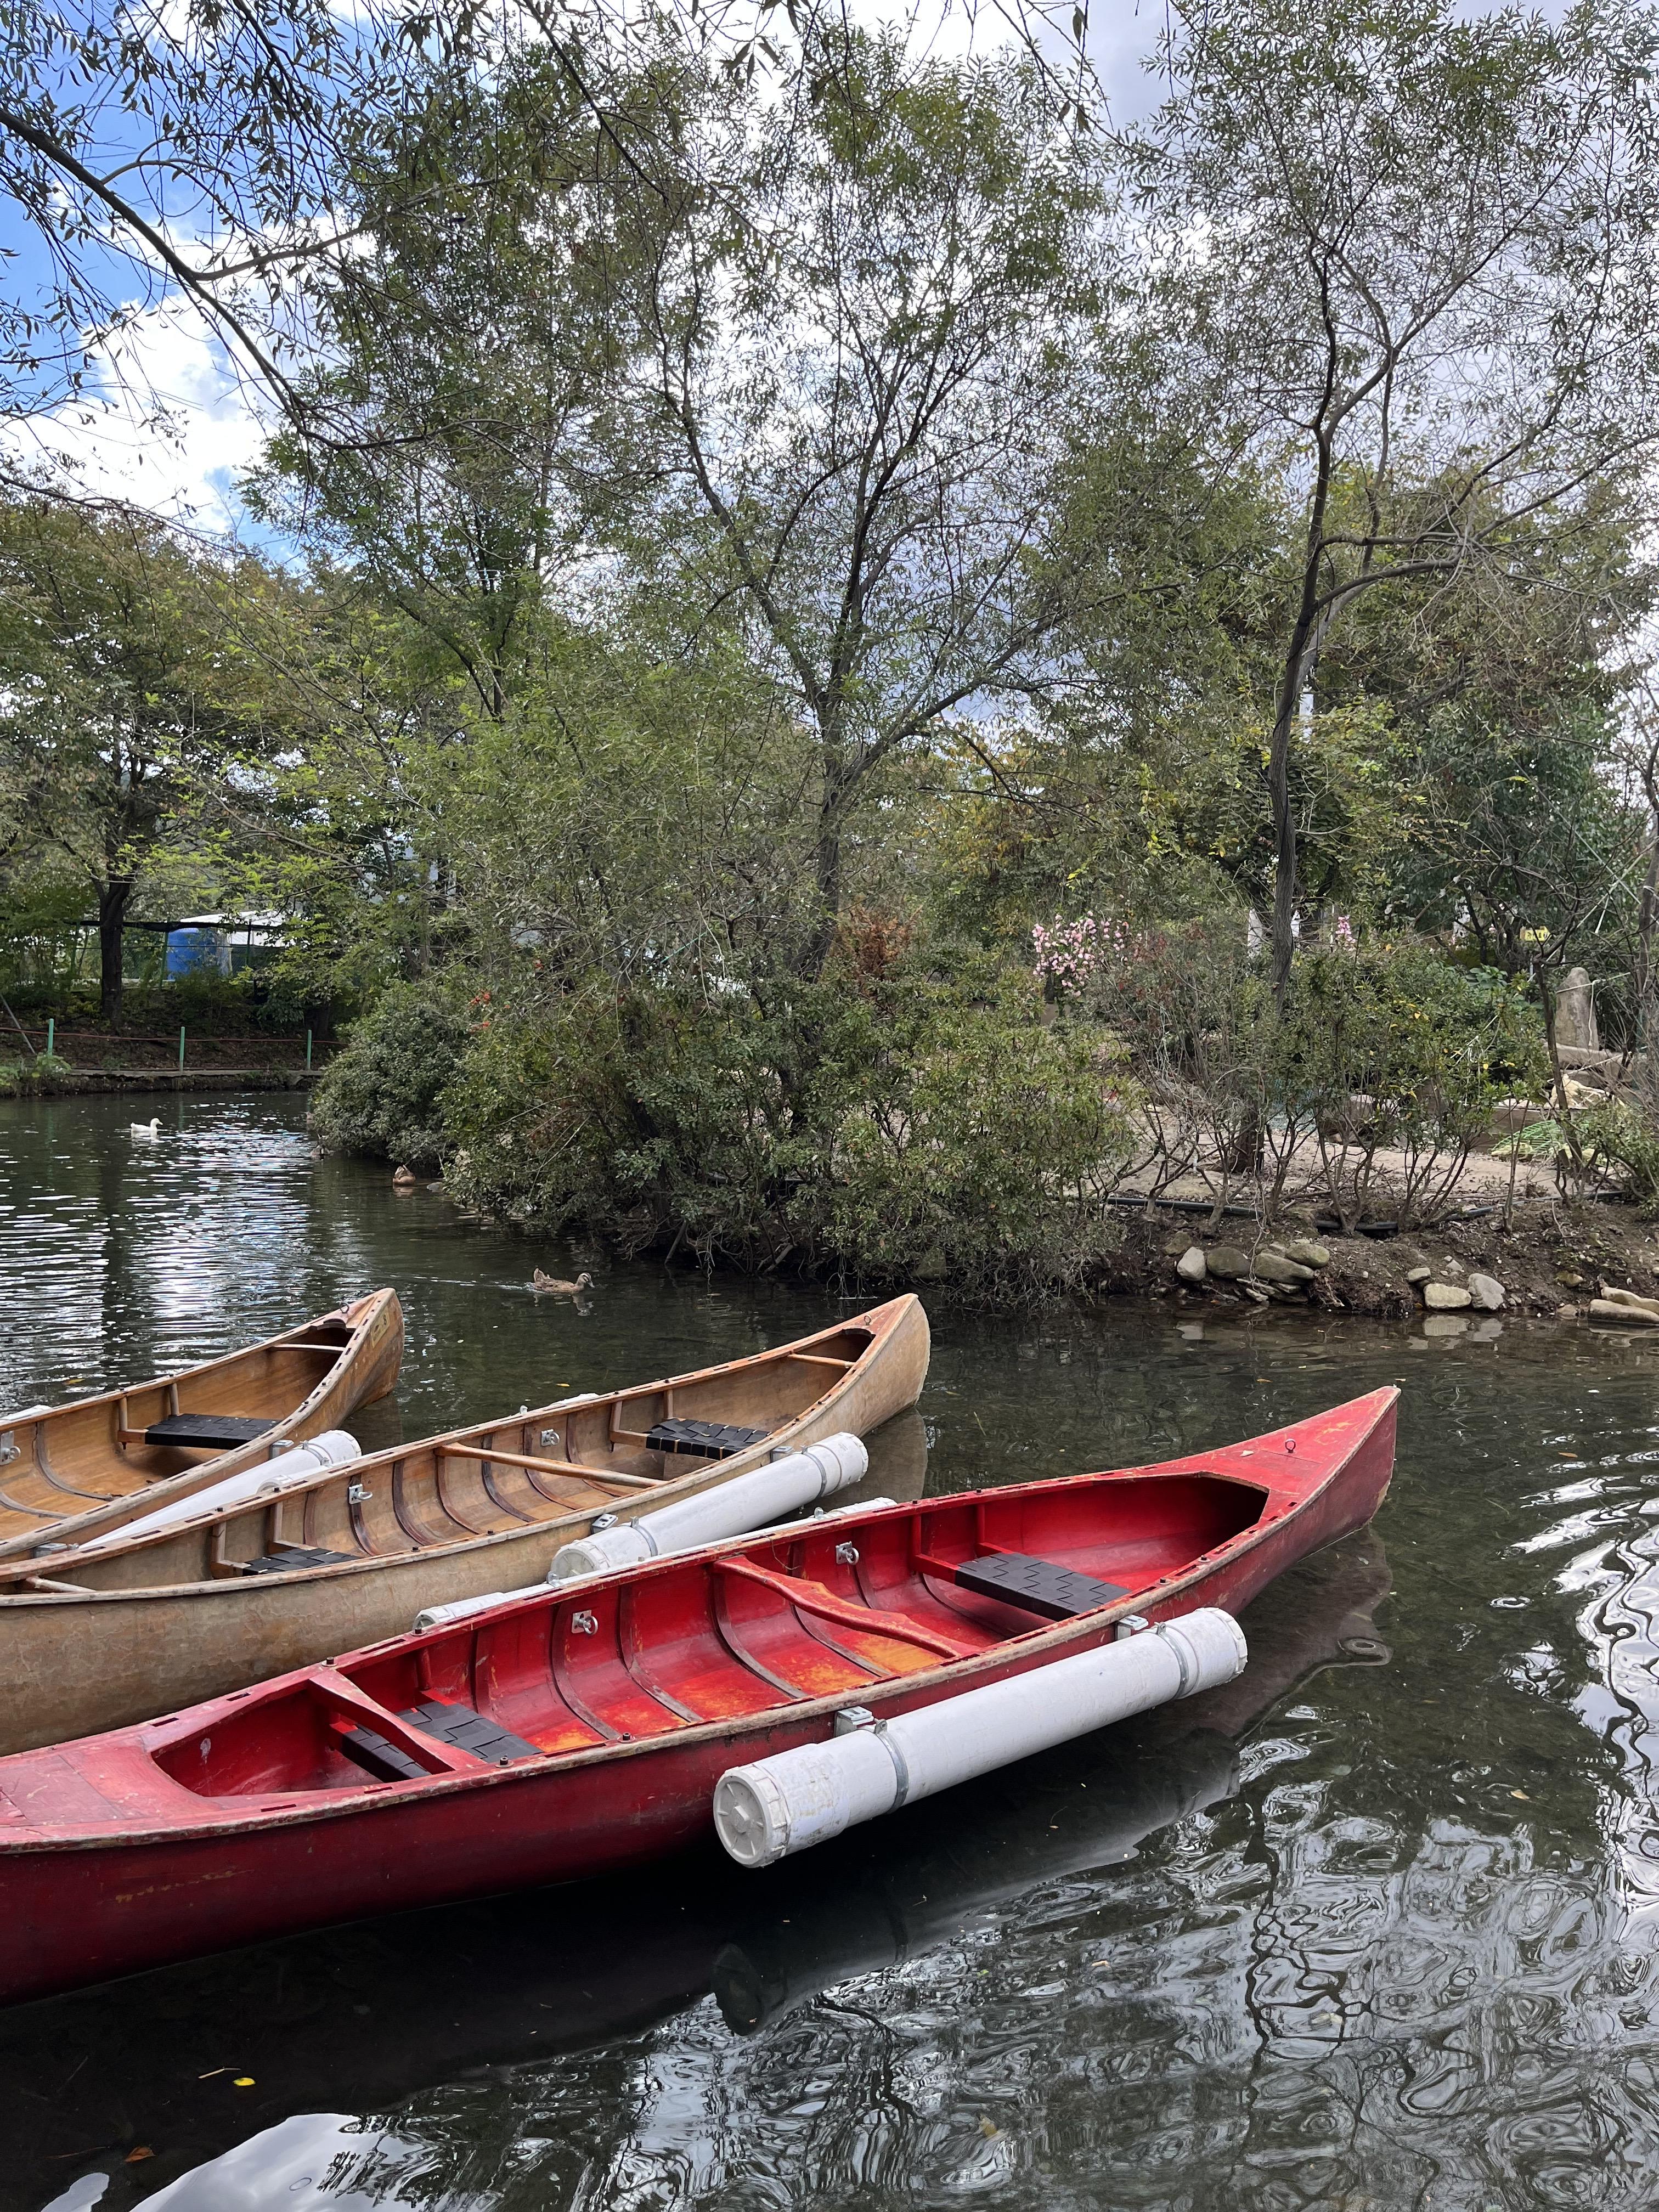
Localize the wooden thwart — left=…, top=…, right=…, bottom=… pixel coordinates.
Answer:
left=433, top=1443, right=662, bottom=1493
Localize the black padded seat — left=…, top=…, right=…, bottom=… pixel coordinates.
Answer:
left=953, top=1553, right=1130, bottom=1621
left=143, top=1414, right=277, bottom=1449
left=645, top=1418, right=770, bottom=1459
left=241, top=1547, right=353, bottom=1575
left=338, top=1699, right=541, bottom=1783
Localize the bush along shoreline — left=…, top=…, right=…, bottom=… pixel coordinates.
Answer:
left=306, top=922, right=1659, bottom=1314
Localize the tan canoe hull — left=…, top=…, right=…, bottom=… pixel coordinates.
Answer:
left=0, top=1295, right=929, bottom=1752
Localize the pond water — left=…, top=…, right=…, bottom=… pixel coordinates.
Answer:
left=6, top=1092, right=1659, bottom=2211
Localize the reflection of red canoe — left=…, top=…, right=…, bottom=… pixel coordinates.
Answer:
left=0, top=1387, right=1396, bottom=2003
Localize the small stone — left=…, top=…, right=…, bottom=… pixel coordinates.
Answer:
left=1406, top=1266, right=1431, bottom=1285
left=1468, top=1272, right=1505, bottom=1312
left=1176, top=1246, right=1207, bottom=1284
left=1282, top=1240, right=1330, bottom=1268
left=1255, top=1249, right=1315, bottom=1284
left=1205, top=1245, right=1251, bottom=1280
left=1424, top=1282, right=1472, bottom=1310
left=1590, top=1297, right=1659, bottom=1326
left=1240, top=1282, right=1269, bottom=1304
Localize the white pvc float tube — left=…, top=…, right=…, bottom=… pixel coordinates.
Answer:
left=546, top=1431, right=868, bottom=1582
left=76, top=1429, right=363, bottom=1551
left=712, top=1607, right=1249, bottom=1869
left=413, top=1492, right=899, bottom=1632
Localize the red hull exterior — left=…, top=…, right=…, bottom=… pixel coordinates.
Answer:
left=0, top=1388, right=1397, bottom=2003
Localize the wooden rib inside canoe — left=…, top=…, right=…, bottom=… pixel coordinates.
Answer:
left=0, top=1290, right=405, bottom=1558
left=0, top=1294, right=930, bottom=1753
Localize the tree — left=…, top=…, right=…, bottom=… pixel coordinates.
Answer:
left=253, top=46, right=606, bottom=722
left=1318, top=473, right=1651, bottom=971
left=1131, top=0, right=1659, bottom=1007
left=0, top=496, right=281, bottom=1020
left=0, top=0, right=428, bottom=446
left=257, top=26, right=1131, bottom=979
left=597, top=30, right=1115, bottom=973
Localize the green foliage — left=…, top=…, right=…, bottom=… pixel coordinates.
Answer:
left=820, top=983, right=1133, bottom=1296
left=436, top=961, right=1133, bottom=1300
left=1278, top=945, right=1545, bottom=1228
left=0, top=1052, right=72, bottom=1096
left=309, top=985, right=472, bottom=1169
left=1574, top=1102, right=1659, bottom=1214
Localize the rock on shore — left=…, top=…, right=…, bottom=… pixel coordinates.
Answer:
left=1102, top=1196, right=1659, bottom=1322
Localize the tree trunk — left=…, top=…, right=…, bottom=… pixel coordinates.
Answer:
left=803, top=738, right=855, bottom=979
left=1636, top=821, right=1659, bottom=1122
left=97, top=877, right=132, bottom=1029
left=1267, top=686, right=1300, bottom=1013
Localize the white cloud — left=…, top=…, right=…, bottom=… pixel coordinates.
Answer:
left=4, top=296, right=274, bottom=539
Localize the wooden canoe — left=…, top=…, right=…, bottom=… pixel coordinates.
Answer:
left=0, top=1384, right=1393, bottom=2003
left=0, top=1290, right=404, bottom=1561
left=0, top=1293, right=930, bottom=1754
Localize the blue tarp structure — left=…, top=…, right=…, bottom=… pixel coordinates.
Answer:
left=163, top=926, right=227, bottom=978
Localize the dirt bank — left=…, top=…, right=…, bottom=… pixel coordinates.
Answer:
left=0, top=1069, right=319, bottom=1096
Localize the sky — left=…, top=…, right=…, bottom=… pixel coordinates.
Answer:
left=0, top=0, right=1163, bottom=553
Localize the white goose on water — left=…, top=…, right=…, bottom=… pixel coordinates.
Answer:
left=129, top=1118, right=161, bottom=1138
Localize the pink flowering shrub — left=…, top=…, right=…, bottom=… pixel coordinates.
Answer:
left=1031, top=912, right=1138, bottom=999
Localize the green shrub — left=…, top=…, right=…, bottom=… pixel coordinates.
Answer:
left=0, top=1052, right=73, bottom=1096
left=821, top=983, right=1135, bottom=1296
left=309, top=984, right=471, bottom=1169
left=440, top=962, right=1135, bottom=1299
left=1277, top=944, right=1545, bottom=1229
left=1575, top=1100, right=1659, bottom=1212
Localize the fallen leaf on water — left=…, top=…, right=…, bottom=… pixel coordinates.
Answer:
left=234, top=2076, right=256, bottom=2087
left=1511, top=1791, right=1530, bottom=1801
left=125, top=2147, right=154, bottom=2164
left=979, top=2118, right=1000, bottom=2139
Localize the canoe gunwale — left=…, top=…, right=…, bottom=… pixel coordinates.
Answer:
left=0, top=1385, right=1396, bottom=1855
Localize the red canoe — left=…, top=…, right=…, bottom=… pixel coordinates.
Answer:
left=0, top=1386, right=1397, bottom=2002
